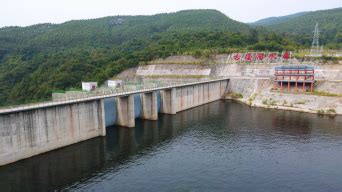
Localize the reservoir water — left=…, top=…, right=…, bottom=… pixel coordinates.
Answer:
left=0, top=100, right=342, bottom=191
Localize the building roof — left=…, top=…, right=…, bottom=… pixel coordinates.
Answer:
left=275, top=65, right=314, bottom=70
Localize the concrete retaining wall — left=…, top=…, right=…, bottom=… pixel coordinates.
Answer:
left=0, top=100, right=106, bottom=166
left=213, top=64, right=342, bottom=80
left=226, top=78, right=272, bottom=99
left=130, top=63, right=342, bottom=83
left=136, top=65, right=211, bottom=76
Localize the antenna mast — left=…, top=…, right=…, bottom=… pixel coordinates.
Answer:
left=310, top=23, right=321, bottom=56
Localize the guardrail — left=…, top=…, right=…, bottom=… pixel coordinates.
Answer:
left=0, top=77, right=229, bottom=114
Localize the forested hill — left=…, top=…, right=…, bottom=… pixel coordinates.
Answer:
left=0, top=10, right=248, bottom=51
left=0, top=8, right=335, bottom=106
left=250, top=12, right=308, bottom=26
left=0, top=9, right=259, bottom=106
left=251, top=8, right=342, bottom=47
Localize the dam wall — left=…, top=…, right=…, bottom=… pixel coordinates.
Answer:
left=175, top=80, right=228, bottom=112
left=0, top=79, right=229, bottom=166
left=0, top=100, right=106, bottom=166
left=104, top=80, right=229, bottom=126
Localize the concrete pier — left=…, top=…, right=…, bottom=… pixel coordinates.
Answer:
left=160, top=88, right=177, bottom=114
left=115, top=95, right=135, bottom=128
left=100, top=100, right=107, bottom=136
left=141, top=91, right=158, bottom=120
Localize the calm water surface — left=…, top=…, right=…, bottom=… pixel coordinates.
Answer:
left=0, top=101, right=342, bottom=192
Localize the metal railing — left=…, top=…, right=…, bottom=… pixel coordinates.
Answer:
left=0, top=77, right=229, bottom=114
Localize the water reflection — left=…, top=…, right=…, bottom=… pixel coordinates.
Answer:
left=0, top=101, right=341, bottom=192
left=0, top=137, right=106, bottom=192
left=271, top=114, right=312, bottom=135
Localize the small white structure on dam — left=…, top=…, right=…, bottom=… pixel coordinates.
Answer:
left=106, top=80, right=123, bottom=88
left=82, top=82, right=98, bottom=91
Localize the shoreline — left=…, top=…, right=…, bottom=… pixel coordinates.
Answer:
left=225, top=97, right=342, bottom=116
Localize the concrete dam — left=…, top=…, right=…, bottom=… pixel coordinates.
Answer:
left=0, top=78, right=229, bottom=166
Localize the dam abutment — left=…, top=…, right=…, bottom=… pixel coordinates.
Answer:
left=0, top=100, right=106, bottom=166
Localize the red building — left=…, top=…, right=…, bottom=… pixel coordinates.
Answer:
left=274, top=65, right=315, bottom=92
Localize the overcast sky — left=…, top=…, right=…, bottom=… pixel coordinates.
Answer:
left=1, top=0, right=341, bottom=27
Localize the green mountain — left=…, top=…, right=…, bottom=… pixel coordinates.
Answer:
left=250, top=12, right=308, bottom=26
left=0, top=9, right=262, bottom=106
left=2, top=8, right=339, bottom=106
left=251, top=8, right=342, bottom=47
left=0, top=10, right=248, bottom=51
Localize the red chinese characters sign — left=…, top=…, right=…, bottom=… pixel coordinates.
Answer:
left=268, top=52, right=278, bottom=61
left=244, top=53, right=252, bottom=62
left=256, top=53, right=265, bottom=61
left=282, top=51, right=291, bottom=60
left=233, top=53, right=241, bottom=61
left=229, top=51, right=290, bottom=63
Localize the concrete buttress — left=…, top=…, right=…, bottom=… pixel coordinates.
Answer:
left=115, top=95, right=135, bottom=128
left=141, top=91, right=158, bottom=120
left=160, top=88, right=177, bottom=114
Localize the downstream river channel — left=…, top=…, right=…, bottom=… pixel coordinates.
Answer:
left=1, top=100, right=342, bottom=191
